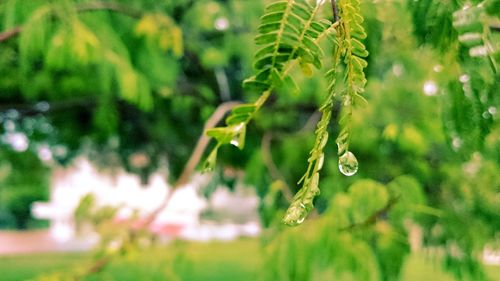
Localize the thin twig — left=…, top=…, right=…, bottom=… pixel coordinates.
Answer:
left=75, top=256, right=111, bottom=281
left=261, top=111, right=322, bottom=216
left=0, top=26, right=22, bottom=42
left=296, top=111, right=322, bottom=134
left=339, top=197, right=399, bottom=232
left=331, top=0, right=339, bottom=23
left=75, top=2, right=142, bottom=18
left=260, top=111, right=321, bottom=202
left=141, top=101, right=240, bottom=226
left=261, top=133, right=294, bottom=202
left=75, top=101, right=240, bottom=280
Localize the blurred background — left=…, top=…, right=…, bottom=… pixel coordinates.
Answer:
left=0, top=0, right=499, bottom=280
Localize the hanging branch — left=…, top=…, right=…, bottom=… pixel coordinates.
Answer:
left=261, top=133, right=294, bottom=202
left=74, top=101, right=240, bottom=280
left=339, top=197, right=399, bottom=232
left=141, top=101, right=240, bottom=227
left=0, top=26, right=22, bottom=42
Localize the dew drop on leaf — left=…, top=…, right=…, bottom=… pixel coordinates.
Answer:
left=230, top=137, right=239, bottom=147
left=338, top=151, right=358, bottom=176
left=229, top=123, right=245, bottom=149
left=282, top=203, right=307, bottom=226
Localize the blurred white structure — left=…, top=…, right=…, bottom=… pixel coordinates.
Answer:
left=32, top=158, right=260, bottom=247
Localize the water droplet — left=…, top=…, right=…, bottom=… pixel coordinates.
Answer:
left=295, top=216, right=305, bottom=225
left=37, top=145, right=53, bottom=162
left=318, top=132, right=328, bottom=150
left=459, top=74, right=470, bottom=83
left=282, top=203, right=307, bottom=226
left=488, top=107, right=497, bottom=115
left=343, top=95, right=352, bottom=106
left=433, top=65, right=443, bottom=73
left=34, top=101, right=50, bottom=112
left=203, top=165, right=214, bottom=173
left=423, top=81, right=438, bottom=96
left=53, top=145, right=68, bottom=158
left=214, top=17, right=229, bottom=31
left=469, top=46, right=488, bottom=57
left=6, top=132, right=29, bottom=152
left=338, top=151, right=358, bottom=176
left=6, top=109, right=19, bottom=120
left=203, top=147, right=218, bottom=173
left=230, top=137, right=239, bottom=147
left=229, top=123, right=245, bottom=149
left=336, top=131, right=349, bottom=156
left=316, top=153, right=325, bottom=171
left=4, top=120, right=15, bottom=131
left=452, top=137, right=462, bottom=150
left=392, top=63, right=404, bottom=77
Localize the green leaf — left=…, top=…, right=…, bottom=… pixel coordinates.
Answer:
left=258, top=22, right=281, bottom=33
left=243, top=79, right=270, bottom=92
left=232, top=104, right=257, bottom=115
left=260, top=12, right=285, bottom=25
left=206, top=127, right=234, bottom=144
left=265, top=1, right=288, bottom=13
left=291, top=3, right=312, bottom=21
left=283, top=75, right=300, bottom=95
left=351, top=38, right=368, bottom=57
left=203, top=146, right=219, bottom=172
left=348, top=180, right=389, bottom=223
left=255, top=32, right=279, bottom=45
left=226, top=113, right=250, bottom=126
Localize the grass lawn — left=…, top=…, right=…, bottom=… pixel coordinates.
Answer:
left=0, top=252, right=88, bottom=281
left=1, top=239, right=499, bottom=281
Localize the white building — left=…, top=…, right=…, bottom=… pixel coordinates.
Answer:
left=32, top=158, right=260, bottom=249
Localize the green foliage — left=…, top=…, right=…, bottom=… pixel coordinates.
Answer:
left=0, top=150, right=49, bottom=229
left=15, top=1, right=185, bottom=111
left=408, top=0, right=499, bottom=156
left=263, top=177, right=428, bottom=281
left=208, top=0, right=371, bottom=225
left=256, top=1, right=499, bottom=280
left=282, top=97, right=329, bottom=225
left=333, top=0, right=368, bottom=157
left=0, top=0, right=263, bottom=181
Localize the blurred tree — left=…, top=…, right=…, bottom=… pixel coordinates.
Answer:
left=0, top=150, right=48, bottom=229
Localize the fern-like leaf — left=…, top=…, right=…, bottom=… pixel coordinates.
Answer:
left=335, top=0, right=368, bottom=162
left=283, top=0, right=369, bottom=225
left=204, top=0, right=337, bottom=171
left=453, top=1, right=499, bottom=72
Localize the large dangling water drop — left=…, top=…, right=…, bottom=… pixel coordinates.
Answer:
left=338, top=151, right=358, bottom=176
left=282, top=203, right=307, bottom=226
